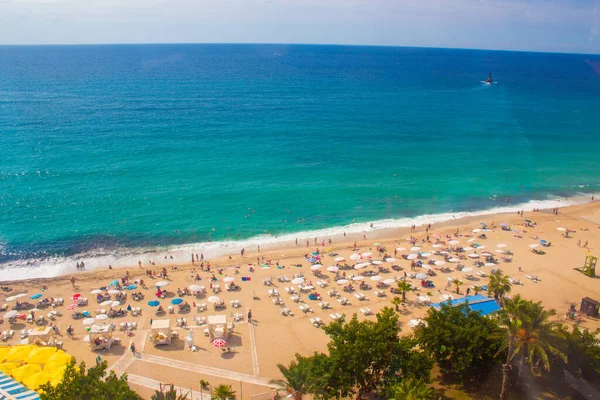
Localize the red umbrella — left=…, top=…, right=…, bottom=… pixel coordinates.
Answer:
left=72, top=293, right=81, bottom=298
left=67, top=304, right=77, bottom=310
left=211, top=337, right=227, bottom=348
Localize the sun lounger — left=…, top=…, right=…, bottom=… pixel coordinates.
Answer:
left=290, top=295, right=300, bottom=303
left=300, top=286, right=315, bottom=292
left=330, top=313, right=342, bottom=321
left=309, top=318, right=320, bottom=327
left=327, top=289, right=338, bottom=297
left=360, top=307, right=372, bottom=316
left=268, top=288, right=279, bottom=297
left=316, top=280, right=328, bottom=288
left=353, top=293, right=368, bottom=301
left=337, top=297, right=348, bottom=305
left=282, top=307, right=292, bottom=316
left=374, top=291, right=386, bottom=297
left=319, top=302, right=330, bottom=309
left=298, top=304, right=312, bottom=313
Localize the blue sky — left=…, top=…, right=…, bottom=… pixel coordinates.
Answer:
left=1, top=0, right=599, bottom=53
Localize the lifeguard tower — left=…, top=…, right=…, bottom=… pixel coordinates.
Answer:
left=150, top=319, right=172, bottom=346
left=207, top=315, right=230, bottom=339
left=89, top=324, right=114, bottom=351
left=575, top=254, right=597, bottom=278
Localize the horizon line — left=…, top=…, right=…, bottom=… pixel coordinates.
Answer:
left=0, top=42, right=598, bottom=57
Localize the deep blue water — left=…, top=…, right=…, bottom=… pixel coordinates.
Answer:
left=1, top=44, right=600, bottom=276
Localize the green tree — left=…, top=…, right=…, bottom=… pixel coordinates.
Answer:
left=452, top=278, right=463, bottom=294
left=556, top=325, right=600, bottom=384
left=389, top=379, right=434, bottom=400
left=415, top=303, right=502, bottom=381
left=199, top=380, right=211, bottom=400
left=473, top=285, right=482, bottom=295
left=269, top=357, right=310, bottom=400
left=151, top=384, right=188, bottom=400
left=396, top=281, right=413, bottom=303
left=212, top=384, right=236, bottom=400
left=39, top=360, right=142, bottom=400
left=497, top=296, right=566, bottom=400
left=488, top=270, right=512, bottom=303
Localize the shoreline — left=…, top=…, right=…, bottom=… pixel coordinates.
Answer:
left=1, top=195, right=596, bottom=285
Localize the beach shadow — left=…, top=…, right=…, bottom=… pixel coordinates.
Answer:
left=154, top=339, right=185, bottom=352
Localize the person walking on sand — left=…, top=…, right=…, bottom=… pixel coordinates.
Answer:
left=241, top=248, right=245, bottom=257
left=130, top=343, right=136, bottom=355
left=247, top=309, right=252, bottom=324
left=70, top=277, right=76, bottom=288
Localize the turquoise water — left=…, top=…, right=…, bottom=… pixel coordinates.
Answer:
left=1, top=44, right=600, bottom=278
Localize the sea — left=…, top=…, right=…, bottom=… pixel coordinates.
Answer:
left=1, top=44, right=600, bottom=281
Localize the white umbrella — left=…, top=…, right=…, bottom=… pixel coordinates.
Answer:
left=467, top=238, right=476, bottom=243
left=111, top=301, right=120, bottom=308
left=156, top=281, right=169, bottom=287
left=484, top=263, right=496, bottom=267
left=207, top=296, right=220, bottom=303
left=362, top=252, right=373, bottom=257
left=557, top=227, right=566, bottom=231
left=432, top=244, right=443, bottom=248
left=90, top=289, right=103, bottom=294
left=434, top=260, right=446, bottom=266
left=82, top=318, right=95, bottom=325
left=311, top=265, right=322, bottom=271
left=472, top=229, right=482, bottom=233
left=383, top=278, right=396, bottom=285
left=370, top=275, right=382, bottom=281
left=15, top=293, right=28, bottom=299
left=311, top=264, right=322, bottom=268
left=95, top=314, right=108, bottom=321
left=462, top=246, right=473, bottom=251
left=336, top=279, right=349, bottom=285
left=350, top=254, right=361, bottom=261
left=410, top=246, right=421, bottom=251
left=449, top=240, right=460, bottom=245
left=4, top=311, right=18, bottom=318
left=189, top=284, right=202, bottom=292
left=461, top=267, right=473, bottom=272
left=421, top=252, right=431, bottom=257
left=327, top=266, right=339, bottom=272
left=395, top=247, right=406, bottom=251
left=439, top=251, right=450, bottom=255
left=415, top=273, right=428, bottom=280
left=372, top=260, right=383, bottom=265
left=223, top=277, right=235, bottom=283
left=468, top=253, right=479, bottom=258
left=354, top=262, right=370, bottom=269
left=292, top=278, right=304, bottom=285
left=481, top=252, right=492, bottom=257
left=5, top=296, right=18, bottom=302
left=385, top=257, right=397, bottom=262
left=100, top=300, right=112, bottom=306
left=334, top=257, right=345, bottom=262
left=352, top=276, right=364, bottom=281
left=529, top=244, right=540, bottom=248
left=407, top=254, right=418, bottom=260
left=477, top=245, right=486, bottom=250
left=497, top=244, right=507, bottom=248
left=449, top=258, right=460, bottom=263
left=108, top=289, right=120, bottom=295
left=495, top=249, right=506, bottom=254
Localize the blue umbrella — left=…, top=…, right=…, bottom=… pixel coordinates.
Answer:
left=109, top=280, right=119, bottom=286
left=540, top=239, right=547, bottom=244
left=148, top=300, right=160, bottom=307
left=126, top=285, right=137, bottom=290
left=171, top=298, right=183, bottom=305
left=30, top=293, right=42, bottom=300
left=82, top=311, right=91, bottom=317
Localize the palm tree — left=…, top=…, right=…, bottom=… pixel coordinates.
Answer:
left=452, top=279, right=463, bottom=294
left=473, top=285, right=482, bottom=295
left=389, top=378, right=434, bottom=400
left=269, top=358, right=309, bottom=400
left=488, top=269, right=512, bottom=303
left=199, top=380, right=210, bottom=400
left=496, top=296, right=566, bottom=400
left=151, top=383, right=188, bottom=400
left=391, top=296, right=402, bottom=311
left=396, top=281, right=413, bottom=303
left=212, top=384, right=236, bottom=400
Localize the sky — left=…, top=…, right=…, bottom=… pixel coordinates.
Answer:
left=0, top=0, right=599, bottom=54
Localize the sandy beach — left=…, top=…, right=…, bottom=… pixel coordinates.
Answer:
left=2, top=201, right=600, bottom=399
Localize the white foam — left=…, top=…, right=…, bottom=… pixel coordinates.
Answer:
left=0, top=195, right=589, bottom=282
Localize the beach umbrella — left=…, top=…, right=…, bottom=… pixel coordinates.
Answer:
left=495, top=249, right=506, bottom=253
left=349, top=254, right=361, bottom=261
left=354, top=263, right=369, bottom=269
left=82, top=311, right=91, bottom=317
left=30, top=293, right=42, bottom=300
left=477, top=245, right=486, bottom=250
left=327, top=266, right=339, bottom=272
left=407, top=254, right=418, bottom=260
left=310, top=265, right=322, bottom=271
left=432, top=244, right=443, bottom=248
left=468, top=253, right=479, bottom=258
left=352, top=276, right=364, bottom=281
left=540, top=239, right=547, bottom=244
left=4, top=310, right=18, bottom=319
left=529, top=243, right=540, bottom=248
left=109, top=280, right=119, bottom=286
left=557, top=227, right=566, bottom=231
left=415, top=273, right=428, bottom=280
left=207, top=296, right=220, bottom=303
left=156, top=281, right=169, bottom=288
left=472, top=229, right=481, bottom=233
left=111, top=301, right=120, bottom=308
left=95, top=314, right=108, bottom=321
left=467, top=238, right=476, bottom=243
left=5, top=296, right=18, bottom=302
left=497, top=244, right=507, bottom=248
left=90, top=289, right=102, bottom=294
left=189, top=285, right=202, bottom=292
left=108, top=289, right=120, bottom=295
left=421, top=252, right=431, bottom=257
left=292, top=278, right=304, bottom=285
left=439, top=251, right=450, bottom=255
left=461, top=267, right=473, bottom=272
left=383, top=278, right=396, bottom=285
left=395, top=247, right=406, bottom=251
left=362, top=252, right=373, bottom=257
left=23, top=371, right=53, bottom=390
left=171, top=298, right=183, bottom=305
left=126, top=285, right=137, bottom=290
left=67, top=304, right=77, bottom=310
left=481, top=252, right=492, bottom=257
left=11, top=364, right=42, bottom=382
left=434, top=260, right=446, bottom=266
left=15, top=293, right=28, bottom=299
left=484, top=263, right=496, bottom=267
left=370, top=275, right=382, bottom=281
left=449, top=240, right=460, bottom=245
left=100, top=300, right=112, bottom=306
left=82, top=318, right=95, bottom=325
left=372, top=260, right=383, bottom=265
left=410, top=246, right=420, bottom=251
left=334, top=257, right=345, bottom=262
left=211, top=337, right=227, bottom=348
left=385, top=257, right=397, bottom=262
left=336, top=279, right=349, bottom=285
left=148, top=300, right=160, bottom=307
left=449, top=258, right=460, bottom=263
left=223, top=277, right=235, bottom=283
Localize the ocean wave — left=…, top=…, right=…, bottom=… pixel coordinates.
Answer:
left=0, top=195, right=590, bottom=282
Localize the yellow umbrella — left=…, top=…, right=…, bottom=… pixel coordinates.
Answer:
left=26, top=346, right=57, bottom=365
left=0, top=362, right=20, bottom=374
left=43, top=350, right=72, bottom=369
left=11, top=363, right=42, bottom=381
left=5, top=345, right=35, bottom=363
left=22, top=371, right=53, bottom=390
left=50, top=375, right=64, bottom=387
left=0, top=346, right=12, bottom=361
